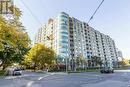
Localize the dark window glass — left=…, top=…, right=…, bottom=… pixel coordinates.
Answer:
left=61, top=32, right=68, bottom=34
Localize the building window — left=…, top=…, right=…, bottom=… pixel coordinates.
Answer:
left=87, top=56, right=90, bottom=59
left=61, top=36, right=68, bottom=39
left=60, top=15, right=68, bottom=19
left=61, top=25, right=67, bottom=29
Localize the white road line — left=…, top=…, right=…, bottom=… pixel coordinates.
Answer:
left=26, top=81, right=34, bottom=87
left=26, top=74, right=53, bottom=87
left=94, top=75, right=100, bottom=76
left=38, top=75, right=50, bottom=80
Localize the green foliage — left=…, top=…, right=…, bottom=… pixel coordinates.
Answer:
left=23, top=44, right=56, bottom=70
left=0, top=7, right=30, bottom=69
left=76, top=54, right=86, bottom=68
left=91, top=56, right=102, bottom=67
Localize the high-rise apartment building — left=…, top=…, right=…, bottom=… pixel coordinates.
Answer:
left=35, top=12, right=118, bottom=67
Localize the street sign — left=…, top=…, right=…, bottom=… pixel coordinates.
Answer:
left=0, top=0, right=13, bottom=14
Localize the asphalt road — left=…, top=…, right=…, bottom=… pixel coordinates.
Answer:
left=0, top=70, right=130, bottom=87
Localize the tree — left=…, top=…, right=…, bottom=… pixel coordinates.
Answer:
left=76, top=54, right=86, bottom=69
left=0, top=6, right=30, bottom=69
left=23, top=44, right=56, bottom=71
left=91, top=56, right=102, bottom=68
left=118, top=59, right=130, bottom=67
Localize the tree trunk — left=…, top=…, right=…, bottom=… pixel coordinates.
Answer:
left=2, top=64, right=7, bottom=70
left=34, top=62, right=36, bottom=72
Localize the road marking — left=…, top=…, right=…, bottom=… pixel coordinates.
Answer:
left=25, top=74, right=54, bottom=87
left=26, top=81, right=34, bottom=87
left=38, top=75, right=51, bottom=80
left=94, top=75, right=100, bottom=76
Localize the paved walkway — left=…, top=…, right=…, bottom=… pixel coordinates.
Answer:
left=82, top=80, right=130, bottom=87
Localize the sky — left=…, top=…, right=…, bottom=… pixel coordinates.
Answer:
left=14, top=0, right=130, bottom=59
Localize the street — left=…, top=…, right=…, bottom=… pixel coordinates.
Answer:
left=0, top=70, right=130, bottom=87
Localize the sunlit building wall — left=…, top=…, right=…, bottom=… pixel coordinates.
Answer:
left=35, top=12, right=118, bottom=67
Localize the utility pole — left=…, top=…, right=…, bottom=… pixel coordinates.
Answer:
left=66, top=56, right=68, bottom=73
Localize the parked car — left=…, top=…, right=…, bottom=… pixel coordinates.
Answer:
left=100, top=67, right=114, bottom=73
left=13, top=68, right=22, bottom=76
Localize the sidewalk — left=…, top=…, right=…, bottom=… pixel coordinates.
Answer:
left=82, top=80, right=130, bottom=87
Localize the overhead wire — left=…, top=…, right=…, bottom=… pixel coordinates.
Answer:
left=88, top=0, right=105, bottom=24
left=20, top=0, right=42, bottom=25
